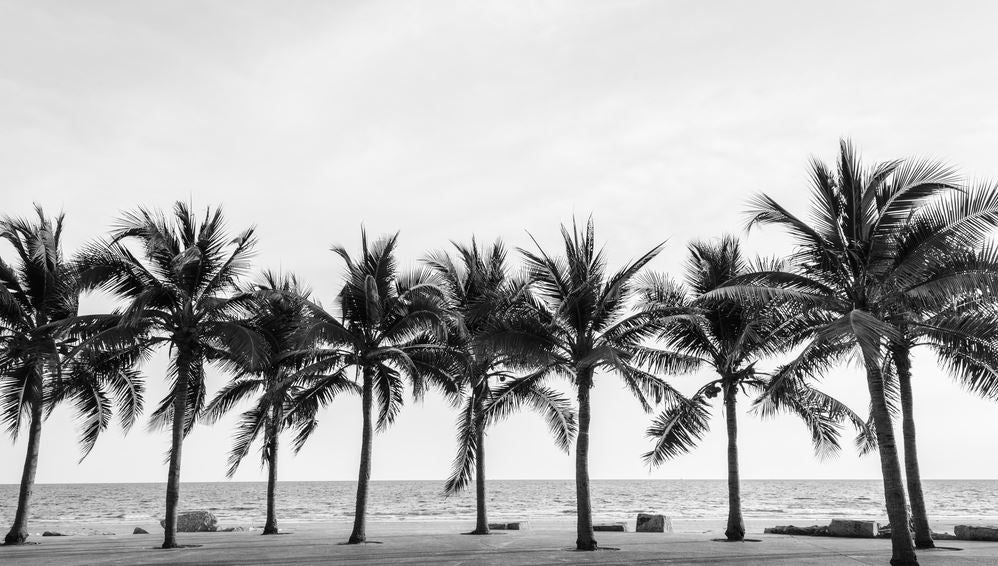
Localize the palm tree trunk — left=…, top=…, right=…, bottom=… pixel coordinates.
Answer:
left=473, top=417, right=489, bottom=535
left=866, top=362, right=919, bottom=566
left=263, top=405, right=279, bottom=535
left=575, top=369, right=597, bottom=551
left=723, top=382, right=745, bottom=541
left=162, top=354, right=191, bottom=549
left=4, top=373, right=44, bottom=545
left=348, top=366, right=374, bottom=544
left=894, top=345, right=933, bottom=549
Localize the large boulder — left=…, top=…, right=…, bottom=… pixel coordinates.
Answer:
left=955, top=525, right=998, bottom=541
left=160, top=510, right=218, bottom=533
left=828, top=519, right=878, bottom=538
left=133, top=527, right=149, bottom=535
left=636, top=513, right=673, bottom=533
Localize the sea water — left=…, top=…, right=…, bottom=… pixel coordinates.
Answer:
left=1, top=479, right=996, bottom=532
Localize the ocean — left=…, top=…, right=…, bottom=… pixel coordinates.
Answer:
left=2, top=479, right=996, bottom=534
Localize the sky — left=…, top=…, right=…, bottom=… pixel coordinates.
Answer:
left=1, top=0, right=997, bottom=486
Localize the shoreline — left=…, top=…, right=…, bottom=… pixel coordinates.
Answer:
left=13, top=516, right=997, bottom=538
left=4, top=520, right=998, bottom=566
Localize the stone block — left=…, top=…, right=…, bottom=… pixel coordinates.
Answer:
left=593, top=522, right=628, bottom=532
left=636, top=513, right=673, bottom=533
left=828, top=519, right=878, bottom=538
left=955, top=525, right=998, bottom=541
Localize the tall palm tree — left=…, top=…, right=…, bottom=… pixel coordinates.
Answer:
left=288, top=229, right=458, bottom=544
left=75, top=202, right=266, bottom=549
left=639, top=236, right=869, bottom=542
left=713, top=140, right=998, bottom=565
left=202, top=271, right=357, bottom=535
left=488, top=218, right=682, bottom=551
left=879, top=229, right=998, bottom=548
left=2, top=207, right=145, bottom=545
left=425, top=239, right=577, bottom=535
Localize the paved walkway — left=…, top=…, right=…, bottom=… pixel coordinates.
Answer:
left=2, top=526, right=996, bottom=565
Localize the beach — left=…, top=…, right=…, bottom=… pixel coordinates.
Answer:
left=3, top=520, right=998, bottom=565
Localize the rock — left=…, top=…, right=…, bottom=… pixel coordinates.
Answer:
left=636, top=513, right=673, bottom=533
left=933, top=531, right=958, bottom=540
left=159, top=510, right=218, bottom=533
left=764, top=525, right=829, bottom=536
left=487, top=521, right=528, bottom=530
left=593, top=522, right=628, bottom=532
left=220, top=527, right=248, bottom=532
left=828, top=519, right=878, bottom=538
left=42, top=531, right=67, bottom=536
left=955, top=525, right=998, bottom=541
left=133, top=527, right=149, bottom=535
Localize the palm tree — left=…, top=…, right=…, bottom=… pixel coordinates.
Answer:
left=487, top=218, right=683, bottom=551
left=425, top=238, right=577, bottom=535
left=75, top=202, right=265, bottom=549
left=712, top=140, right=998, bottom=565
left=880, top=230, right=998, bottom=548
left=288, top=229, right=458, bottom=544
left=639, top=236, right=869, bottom=542
left=202, top=271, right=357, bottom=535
left=2, top=207, right=145, bottom=545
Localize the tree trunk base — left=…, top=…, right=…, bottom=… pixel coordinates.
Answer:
left=161, top=541, right=178, bottom=549
left=347, top=535, right=365, bottom=544
left=469, top=528, right=490, bottom=535
left=576, top=538, right=598, bottom=551
left=725, top=530, right=745, bottom=542
left=262, top=527, right=279, bottom=535
left=4, top=531, right=28, bottom=545
left=890, top=557, right=919, bottom=566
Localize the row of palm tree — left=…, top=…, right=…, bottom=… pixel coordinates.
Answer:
left=3, top=142, right=997, bottom=566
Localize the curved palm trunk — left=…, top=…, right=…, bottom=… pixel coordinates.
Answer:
left=894, top=345, right=933, bottom=549
left=473, top=422, right=489, bottom=535
left=723, top=383, right=745, bottom=541
left=163, top=355, right=191, bottom=549
left=575, top=369, right=597, bottom=551
left=348, top=367, right=374, bottom=544
left=866, top=363, right=918, bottom=566
left=263, top=406, right=279, bottom=535
left=4, top=374, right=44, bottom=546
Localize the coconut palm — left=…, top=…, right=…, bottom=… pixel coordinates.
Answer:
left=74, top=202, right=266, bottom=549
left=879, top=234, right=998, bottom=548
left=485, top=218, right=685, bottom=550
left=640, top=235, right=869, bottom=542
left=425, top=238, right=577, bottom=535
left=2, top=207, right=146, bottom=545
left=287, top=229, right=459, bottom=544
left=201, top=271, right=357, bottom=535
left=712, top=140, right=998, bottom=565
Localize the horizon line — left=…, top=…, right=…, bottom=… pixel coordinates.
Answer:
left=4, top=477, right=996, bottom=486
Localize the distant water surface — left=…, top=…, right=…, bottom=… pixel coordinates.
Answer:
left=1, top=480, right=996, bottom=529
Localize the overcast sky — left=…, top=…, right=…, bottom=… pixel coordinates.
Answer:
left=2, top=0, right=997, bottom=486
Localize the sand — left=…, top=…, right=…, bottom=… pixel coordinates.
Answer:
left=2, top=521, right=998, bottom=565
